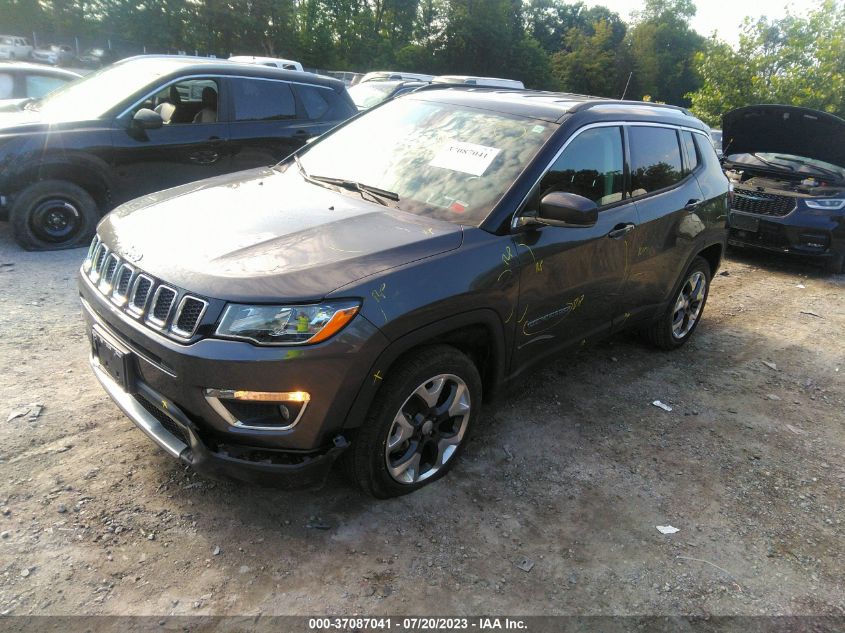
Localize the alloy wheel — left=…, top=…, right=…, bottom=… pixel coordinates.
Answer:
left=671, top=270, right=706, bottom=339
left=385, top=374, right=471, bottom=484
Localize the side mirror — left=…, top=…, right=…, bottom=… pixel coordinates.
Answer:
left=132, top=108, right=163, bottom=130
left=537, top=191, right=598, bottom=227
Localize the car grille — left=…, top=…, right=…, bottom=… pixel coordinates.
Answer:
left=732, top=188, right=797, bottom=217
left=82, top=236, right=208, bottom=340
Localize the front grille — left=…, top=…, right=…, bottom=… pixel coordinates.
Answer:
left=732, top=188, right=797, bottom=217
left=172, top=297, right=208, bottom=338
left=136, top=395, right=189, bottom=446
left=83, top=237, right=209, bottom=340
left=150, top=286, right=177, bottom=324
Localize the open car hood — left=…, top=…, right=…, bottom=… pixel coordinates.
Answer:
left=722, top=105, right=845, bottom=170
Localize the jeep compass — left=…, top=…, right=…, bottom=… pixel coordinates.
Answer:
left=79, top=89, right=729, bottom=497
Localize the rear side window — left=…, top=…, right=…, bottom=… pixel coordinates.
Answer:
left=0, top=72, right=13, bottom=99
left=681, top=131, right=699, bottom=174
left=541, top=126, right=624, bottom=207
left=232, top=78, right=296, bottom=121
left=295, top=84, right=348, bottom=121
left=25, top=74, right=69, bottom=98
left=629, top=126, right=683, bottom=195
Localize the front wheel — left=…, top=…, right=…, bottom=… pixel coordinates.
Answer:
left=10, top=180, right=99, bottom=251
left=644, top=256, right=711, bottom=350
left=348, top=345, right=482, bottom=498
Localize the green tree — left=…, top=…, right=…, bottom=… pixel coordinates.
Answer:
left=688, top=0, right=845, bottom=127
left=626, top=0, right=705, bottom=105
left=551, top=17, right=628, bottom=96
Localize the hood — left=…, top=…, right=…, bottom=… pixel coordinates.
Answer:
left=722, top=105, right=845, bottom=169
left=99, top=167, right=464, bottom=303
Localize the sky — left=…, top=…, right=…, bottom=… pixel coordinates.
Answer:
left=584, top=0, right=822, bottom=46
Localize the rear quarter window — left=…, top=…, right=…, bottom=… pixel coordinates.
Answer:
left=629, top=126, right=684, bottom=195
left=295, top=84, right=350, bottom=121
left=0, top=72, right=14, bottom=99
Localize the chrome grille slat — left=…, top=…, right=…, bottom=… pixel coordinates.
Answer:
left=146, top=285, right=177, bottom=329
left=84, top=237, right=208, bottom=341
left=171, top=296, right=209, bottom=339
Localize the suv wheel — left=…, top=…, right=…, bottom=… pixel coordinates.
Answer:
left=645, top=256, right=711, bottom=350
left=349, top=345, right=481, bottom=498
left=11, top=180, right=99, bottom=251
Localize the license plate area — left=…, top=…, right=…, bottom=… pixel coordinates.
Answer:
left=730, top=212, right=760, bottom=232
left=92, top=325, right=135, bottom=393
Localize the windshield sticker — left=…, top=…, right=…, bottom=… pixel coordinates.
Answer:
left=449, top=200, right=468, bottom=213
left=531, top=125, right=545, bottom=134
left=429, top=141, right=501, bottom=176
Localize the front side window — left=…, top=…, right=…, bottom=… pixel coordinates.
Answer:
left=541, top=126, right=624, bottom=206
left=138, top=78, right=220, bottom=125
left=298, top=97, right=556, bottom=225
left=629, top=126, right=684, bottom=195
left=232, top=78, right=296, bottom=121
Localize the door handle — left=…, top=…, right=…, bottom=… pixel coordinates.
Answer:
left=685, top=199, right=702, bottom=212
left=607, top=223, right=636, bottom=239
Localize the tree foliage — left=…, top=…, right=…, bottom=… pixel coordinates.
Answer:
left=688, top=0, right=845, bottom=126
left=4, top=0, right=841, bottom=123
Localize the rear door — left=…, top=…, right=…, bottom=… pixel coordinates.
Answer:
left=622, top=125, right=705, bottom=323
left=510, top=124, right=638, bottom=367
left=227, top=77, right=304, bottom=169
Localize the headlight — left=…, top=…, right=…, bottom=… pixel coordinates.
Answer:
left=805, top=199, right=845, bottom=211
left=215, top=301, right=360, bottom=345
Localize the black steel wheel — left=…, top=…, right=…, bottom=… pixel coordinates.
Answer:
left=10, top=180, right=99, bottom=251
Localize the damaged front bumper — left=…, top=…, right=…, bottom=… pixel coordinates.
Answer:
left=90, top=354, right=349, bottom=489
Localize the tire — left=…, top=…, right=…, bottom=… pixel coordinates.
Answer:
left=644, top=256, right=711, bottom=350
left=824, top=252, right=844, bottom=275
left=10, top=180, right=99, bottom=251
left=348, top=344, right=482, bottom=498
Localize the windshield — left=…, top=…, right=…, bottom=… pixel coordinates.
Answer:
left=348, top=82, right=396, bottom=109
left=31, top=59, right=178, bottom=120
left=298, top=97, right=555, bottom=225
left=728, top=152, right=845, bottom=181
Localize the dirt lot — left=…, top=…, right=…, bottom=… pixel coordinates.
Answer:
left=0, top=223, right=842, bottom=618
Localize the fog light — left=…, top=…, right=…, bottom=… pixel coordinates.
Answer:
left=205, top=389, right=310, bottom=403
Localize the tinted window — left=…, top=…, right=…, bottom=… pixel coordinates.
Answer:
left=541, top=126, right=624, bottom=206
left=681, top=131, right=699, bottom=174
left=297, top=85, right=330, bottom=119
left=0, top=72, right=13, bottom=99
left=233, top=78, right=296, bottom=121
left=25, top=74, right=69, bottom=98
left=629, top=126, right=683, bottom=195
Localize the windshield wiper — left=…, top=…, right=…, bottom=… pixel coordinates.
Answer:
left=751, top=152, right=794, bottom=172
left=294, top=156, right=399, bottom=206
left=773, top=155, right=842, bottom=180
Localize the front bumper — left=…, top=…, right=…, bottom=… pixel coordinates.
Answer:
left=90, top=354, right=348, bottom=488
left=727, top=208, right=844, bottom=261
left=79, top=269, right=387, bottom=488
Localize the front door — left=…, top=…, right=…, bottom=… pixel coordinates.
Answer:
left=110, top=76, right=231, bottom=205
left=510, top=125, right=637, bottom=369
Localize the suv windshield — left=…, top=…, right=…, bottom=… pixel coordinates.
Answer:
left=298, top=97, right=555, bottom=225
left=29, top=59, right=180, bottom=120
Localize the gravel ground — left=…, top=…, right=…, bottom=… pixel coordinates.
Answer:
left=0, top=223, right=843, bottom=618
